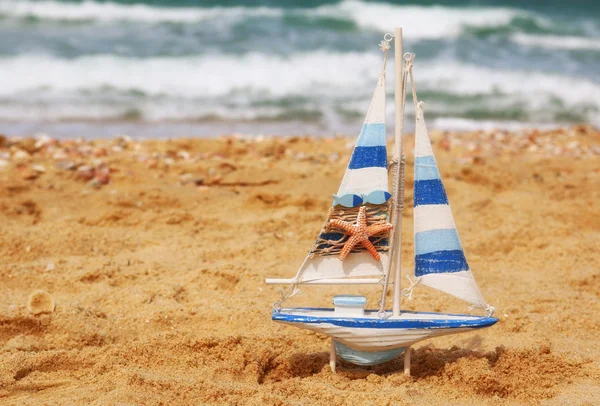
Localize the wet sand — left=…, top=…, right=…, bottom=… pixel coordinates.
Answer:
left=0, top=127, right=599, bottom=405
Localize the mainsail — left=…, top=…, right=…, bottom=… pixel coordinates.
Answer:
left=294, top=70, right=391, bottom=283
left=413, top=102, right=489, bottom=310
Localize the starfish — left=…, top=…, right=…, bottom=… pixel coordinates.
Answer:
left=328, top=206, right=393, bottom=261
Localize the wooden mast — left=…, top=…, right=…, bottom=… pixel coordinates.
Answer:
left=392, top=27, right=404, bottom=317
left=392, top=27, right=411, bottom=376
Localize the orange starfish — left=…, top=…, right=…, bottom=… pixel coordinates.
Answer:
left=328, top=206, right=393, bottom=261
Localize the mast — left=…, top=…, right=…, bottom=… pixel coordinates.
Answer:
left=392, top=27, right=404, bottom=316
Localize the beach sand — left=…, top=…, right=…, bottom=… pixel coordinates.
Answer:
left=0, top=127, right=599, bottom=405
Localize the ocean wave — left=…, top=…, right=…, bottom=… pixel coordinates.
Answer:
left=0, top=0, right=553, bottom=40
left=430, top=117, right=564, bottom=132
left=0, top=0, right=282, bottom=23
left=511, top=33, right=600, bottom=50
left=0, top=52, right=382, bottom=98
left=0, top=51, right=598, bottom=125
left=316, top=1, right=541, bottom=39
left=416, top=61, right=600, bottom=108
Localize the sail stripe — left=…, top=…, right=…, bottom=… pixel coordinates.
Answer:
left=415, top=155, right=440, bottom=180
left=336, top=70, right=387, bottom=197
left=415, top=250, right=469, bottom=275
left=356, top=123, right=386, bottom=147
left=348, top=146, right=387, bottom=169
left=337, top=167, right=388, bottom=195
left=414, top=204, right=457, bottom=233
left=415, top=156, right=436, bottom=167
left=415, top=229, right=462, bottom=255
left=414, top=179, right=448, bottom=206
left=411, top=103, right=487, bottom=308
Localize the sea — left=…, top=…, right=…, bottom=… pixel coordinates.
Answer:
left=1, top=0, right=599, bottom=138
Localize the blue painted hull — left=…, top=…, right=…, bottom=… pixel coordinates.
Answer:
left=272, top=308, right=498, bottom=355
left=273, top=308, right=498, bottom=330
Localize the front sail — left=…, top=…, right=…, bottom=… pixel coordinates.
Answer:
left=413, top=103, right=488, bottom=309
left=294, top=71, right=391, bottom=283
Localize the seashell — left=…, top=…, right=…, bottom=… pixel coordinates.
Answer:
left=32, top=164, right=46, bottom=173
left=55, top=161, right=76, bottom=170
left=177, top=150, right=190, bottom=160
left=12, top=149, right=31, bottom=162
left=146, top=158, right=159, bottom=169
left=52, top=150, right=68, bottom=160
left=92, top=147, right=108, bottom=158
left=34, top=133, right=54, bottom=149
left=94, top=167, right=110, bottom=185
left=27, top=290, right=55, bottom=315
left=21, top=169, right=39, bottom=180
left=77, top=165, right=95, bottom=181
left=179, top=173, right=193, bottom=184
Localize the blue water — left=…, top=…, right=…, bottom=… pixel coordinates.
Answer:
left=0, top=0, right=599, bottom=137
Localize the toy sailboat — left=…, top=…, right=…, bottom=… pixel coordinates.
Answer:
left=265, top=28, right=497, bottom=374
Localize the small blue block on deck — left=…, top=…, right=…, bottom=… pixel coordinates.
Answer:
left=333, top=295, right=367, bottom=307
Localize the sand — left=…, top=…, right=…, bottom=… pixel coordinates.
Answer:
left=0, top=127, right=599, bottom=405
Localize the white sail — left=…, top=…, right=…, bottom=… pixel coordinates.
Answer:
left=336, top=73, right=388, bottom=198
left=295, top=70, right=391, bottom=283
left=413, top=102, right=489, bottom=310
left=296, top=252, right=389, bottom=283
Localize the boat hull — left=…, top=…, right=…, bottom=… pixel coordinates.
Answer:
left=273, top=308, right=498, bottom=353
left=333, top=340, right=406, bottom=365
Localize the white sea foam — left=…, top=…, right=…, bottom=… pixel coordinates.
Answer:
left=430, top=117, right=564, bottom=132
left=0, top=52, right=382, bottom=97
left=0, top=52, right=598, bottom=123
left=0, top=0, right=281, bottom=23
left=315, top=0, right=535, bottom=39
left=511, top=33, right=600, bottom=50
left=416, top=61, right=600, bottom=108
left=0, top=0, right=549, bottom=41
left=4, top=52, right=599, bottom=101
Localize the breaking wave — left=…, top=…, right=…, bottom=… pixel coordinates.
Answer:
left=1, top=52, right=598, bottom=125
left=0, top=0, right=555, bottom=40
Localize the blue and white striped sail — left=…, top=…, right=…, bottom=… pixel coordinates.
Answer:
left=335, top=71, right=389, bottom=206
left=413, top=102, right=488, bottom=309
left=294, top=71, right=390, bottom=283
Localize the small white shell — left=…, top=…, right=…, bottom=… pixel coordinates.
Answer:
left=27, top=290, right=55, bottom=315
